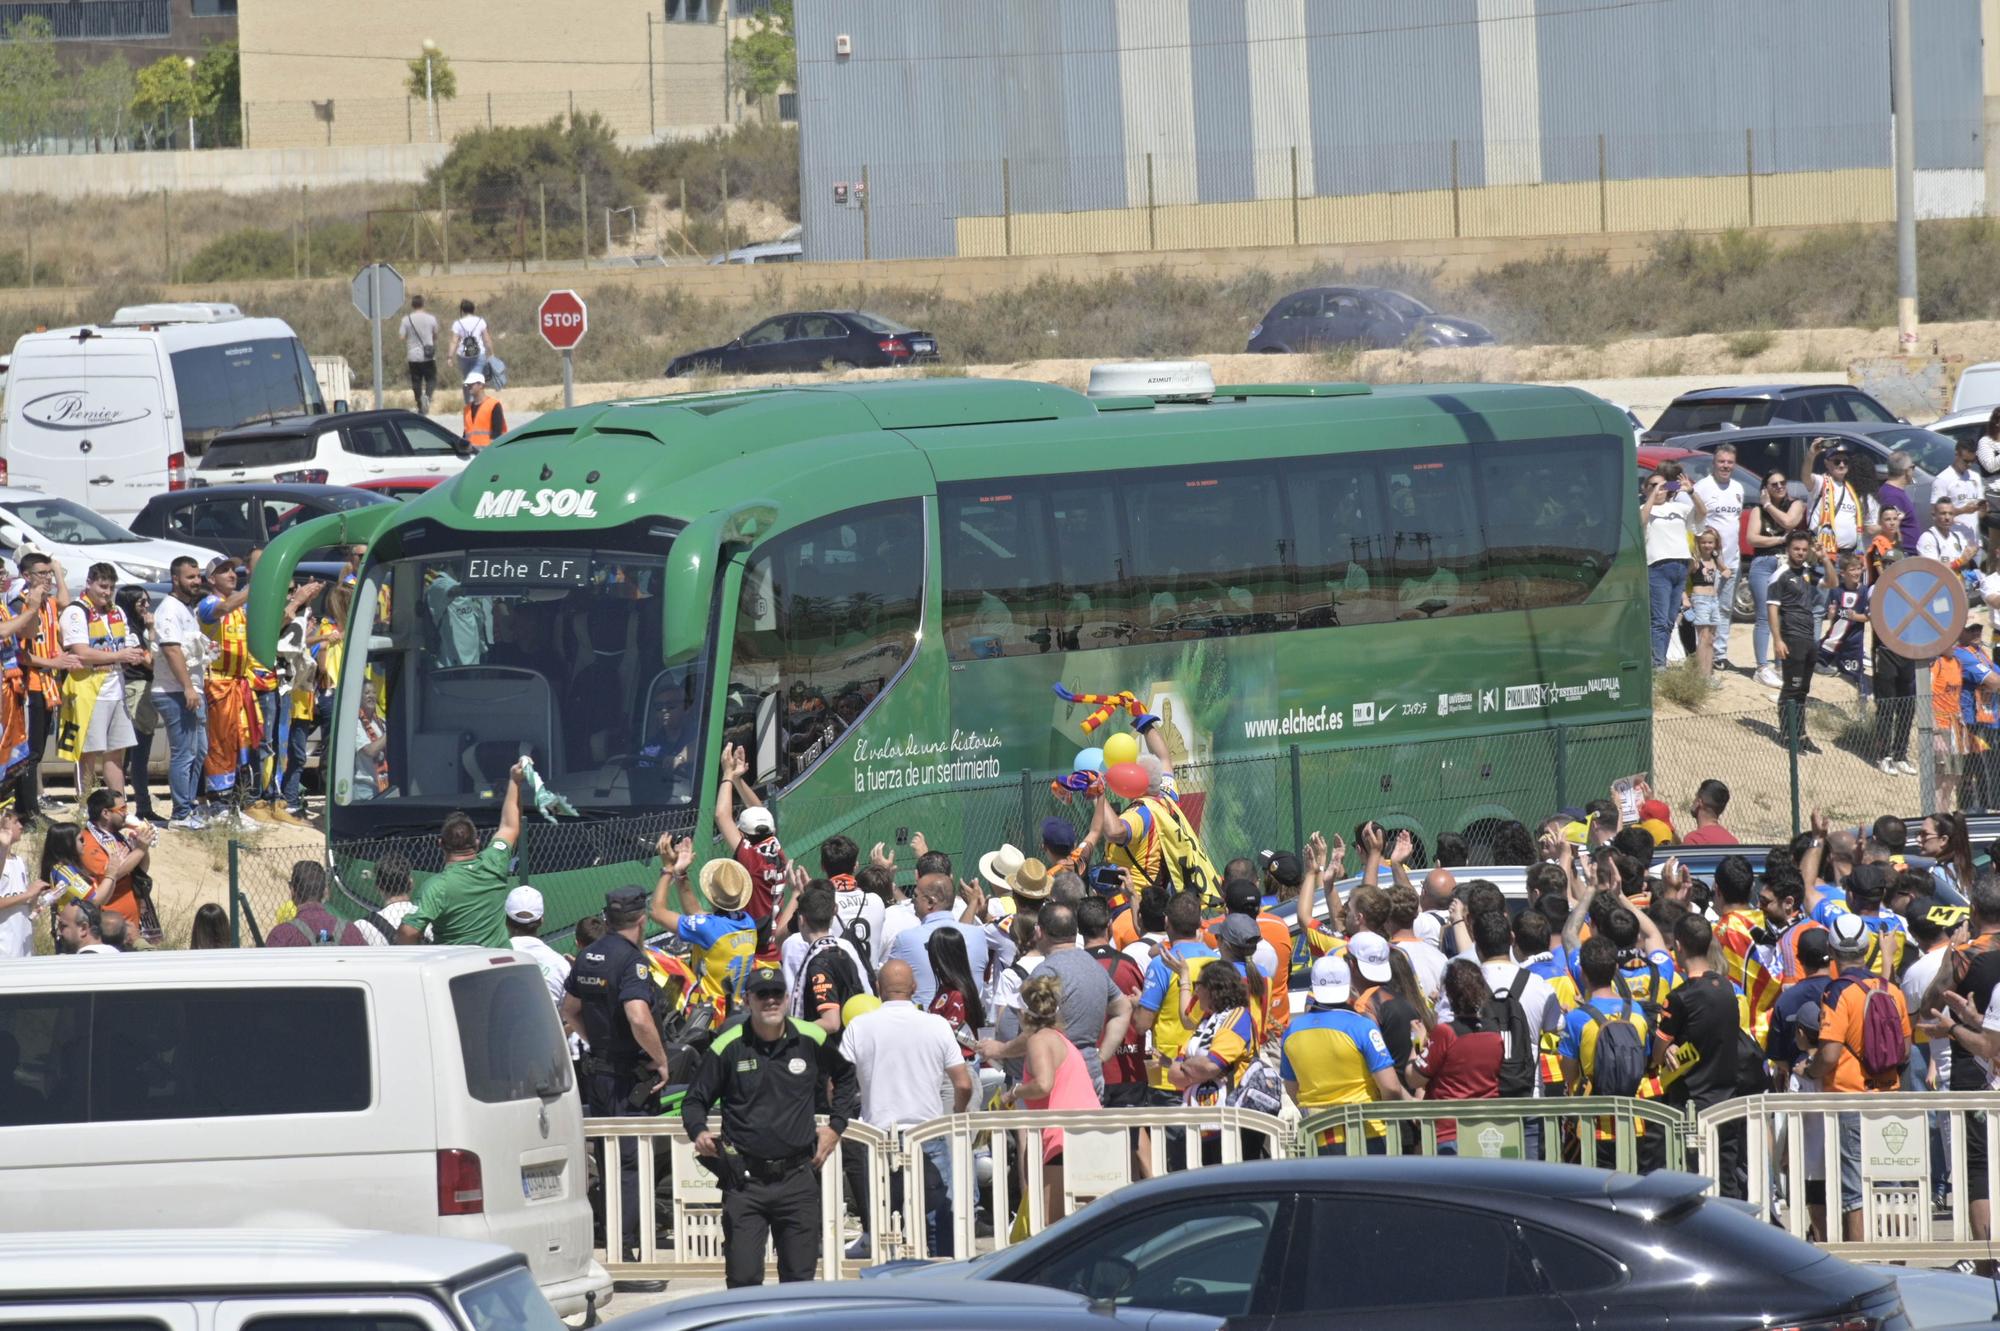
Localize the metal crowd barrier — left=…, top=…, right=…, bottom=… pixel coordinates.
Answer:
left=1696, top=1091, right=2000, bottom=1265
left=584, top=1092, right=2000, bottom=1280
left=1296, top=1094, right=1691, bottom=1172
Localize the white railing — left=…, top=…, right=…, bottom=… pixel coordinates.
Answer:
left=1696, top=1091, right=2000, bottom=1265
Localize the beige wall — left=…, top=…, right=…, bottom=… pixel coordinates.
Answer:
left=955, top=168, right=1900, bottom=257
left=239, top=1, right=726, bottom=148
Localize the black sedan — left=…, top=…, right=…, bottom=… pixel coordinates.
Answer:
left=601, top=1278, right=1219, bottom=1331
left=1246, top=286, right=1495, bottom=353
left=129, top=482, right=393, bottom=562
left=628, top=1160, right=1905, bottom=1331
left=666, top=311, right=939, bottom=377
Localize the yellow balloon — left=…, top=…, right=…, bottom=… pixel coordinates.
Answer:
left=842, top=994, right=883, bottom=1027
left=1102, top=732, right=1140, bottom=767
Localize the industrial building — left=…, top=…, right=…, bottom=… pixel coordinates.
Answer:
left=795, top=0, right=1994, bottom=261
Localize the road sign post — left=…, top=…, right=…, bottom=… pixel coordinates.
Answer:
left=538, top=289, right=588, bottom=409
left=350, top=262, right=406, bottom=411
left=1870, top=557, right=1971, bottom=815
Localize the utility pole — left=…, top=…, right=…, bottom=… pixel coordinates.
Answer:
left=1892, top=0, right=1918, bottom=353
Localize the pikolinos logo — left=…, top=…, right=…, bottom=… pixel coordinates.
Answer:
left=21, top=391, right=151, bottom=431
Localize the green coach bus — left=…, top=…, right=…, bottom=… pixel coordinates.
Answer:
left=249, top=371, right=1650, bottom=929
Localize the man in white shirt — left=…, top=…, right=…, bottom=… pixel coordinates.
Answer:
left=1693, top=445, right=1746, bottom=672
left=1916, top=499, right=1979, bottom=570
left=839, top=959, right=973, bottom=1258
left=154, top=556, right=211, bottom=829
left=1805, top=441, right=1876, bottom=564
left=398, top=294, right=441, bottom=414
left=779, top=883, right=872, bottom=1015
left=1935, top=438, right=1988, bottom=524
left=503, top=886, right=582, bottom=1061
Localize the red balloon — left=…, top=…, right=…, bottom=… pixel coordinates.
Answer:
left=1105, top=761, right=1149, bottom=800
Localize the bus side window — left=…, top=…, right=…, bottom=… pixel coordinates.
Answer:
left=729, top=499, right=924, bottom=791
left=1047, top=482, right=1128, bottom=652
left=1382, top=447, right=1488, bottom=620
left=1121, top=463, right=1288, bottom=641
left=1292, top=457, right=1394, bottom=627
left=1475, top=435, right=1620, bottom=610
left=939, top=483, right=1055, bottom=660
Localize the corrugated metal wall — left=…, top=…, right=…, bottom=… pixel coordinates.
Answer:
left=797, top=0, right=1986, bottom=261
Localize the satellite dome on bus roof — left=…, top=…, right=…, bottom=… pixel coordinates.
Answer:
left=107, top=302, right=244, bottom=326
left=1087, top=360, right=1215, bottom=403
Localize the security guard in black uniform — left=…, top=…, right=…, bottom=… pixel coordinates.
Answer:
left=682, top=964, right=859, bottom=1287
left=560, top=885, right=670, bottom=1293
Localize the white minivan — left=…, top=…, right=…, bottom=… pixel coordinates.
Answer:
left=1, top=303, right=324, bottom=523
left=0, top=947, right=612, bottom=1318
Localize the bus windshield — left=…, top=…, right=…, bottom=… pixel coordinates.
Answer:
left=171, top=337, right=325, bottom=451
left=328, top=544, right=701, bottom=824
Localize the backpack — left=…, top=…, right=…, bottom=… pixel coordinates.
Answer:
left=1826, top=975, right=1910, bottom=1080
left=458, top=331, right=482, bottom=362
left=1583, top=1000, right=1647, bottom=1097
left=1480, top=969, right=1539, bottom=1098
left=1614, top=953, right=1666, bottom=1024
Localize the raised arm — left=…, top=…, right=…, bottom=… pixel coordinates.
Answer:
left=497, top=759, right=525, bottom=847
left=714, top=744, right=747, bottom=853
left=649, top=834, right=697, bottom=931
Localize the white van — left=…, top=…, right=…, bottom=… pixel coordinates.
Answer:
left=1, top=303, right=325, bottom=523
left=0, top=948, right=612, bottom=1318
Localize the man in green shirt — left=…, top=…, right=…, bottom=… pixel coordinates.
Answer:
left=397, top=758, right=525, bottom=947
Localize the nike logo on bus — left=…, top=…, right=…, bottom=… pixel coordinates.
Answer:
left=473, top=487, right=600, bottom=520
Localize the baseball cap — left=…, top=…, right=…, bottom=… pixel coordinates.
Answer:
left=1828, top=912, right=1871, bottom=957
left=1040, top=816, right=1078, bottom=855
left=1925, top=901, right=1972, bottom=929
left=737, top=806, right=776, bottom=837
left=504, top=885, right=544, bottom=923
left=463, top=370, right=486, bottom=386
left=1347, top=930, right=1393, bottom=984
left=1794, top=925, right=1832, bottom=970
left=1222, top=878, right=1262, bottom=916
left=1309, top=955, right=1353, bottom=1005
left=604, top=885, right=647, bottom=912
left=1216, top=914, right=1262, bottom=951
left=745, top=966, right=786, bottom=997
left=1256, top=850, right=1303, bottom=888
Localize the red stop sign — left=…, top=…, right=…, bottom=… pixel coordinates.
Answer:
left=538, top=289, right=588, bottom=351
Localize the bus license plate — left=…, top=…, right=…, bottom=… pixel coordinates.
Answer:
left=522, top=1164, right=565, bottom=1202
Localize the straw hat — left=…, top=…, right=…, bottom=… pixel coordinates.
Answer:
left=700, top=857, right=753, bottom=912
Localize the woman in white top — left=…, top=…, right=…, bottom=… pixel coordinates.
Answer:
left=1977, top=406, right=2000, bottom=507
left=1642, top=462, right=1705, bottom=667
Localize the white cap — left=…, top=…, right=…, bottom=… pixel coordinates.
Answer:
left=1309, top=955, right=1353, bottom=1005
left=463, top=370, right=486, bottom=386
left=504, top=885, right=544, bottom=923
left=1347, top=930, right=1393, bottom=983
left=737, top=806, right=775, bottom=837
left=1828, top=911, right=1870, bottom=957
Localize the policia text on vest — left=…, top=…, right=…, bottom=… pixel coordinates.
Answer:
left=682, top=965, right=859, bottom=1288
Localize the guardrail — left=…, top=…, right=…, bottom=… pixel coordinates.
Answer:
left=584, top=1092, right=1999, bottom=1282
left=1696, top=1092, right=2000, bottom=1265
left=1297, top=1094, right=1691, bottom=1172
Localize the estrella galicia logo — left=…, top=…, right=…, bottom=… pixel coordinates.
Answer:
left=21, top=391, right=151, bottom=432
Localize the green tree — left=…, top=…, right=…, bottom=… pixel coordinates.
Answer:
left=729, top=0, right=793, bottom=100
left=72, top=57, right=136, bottom=149
left=429, top=112, right=638, bottom=257
left=194, top=40, right=240, bottom=145
left=405, top=44, right=459, bottom=102
left=0, top=17, right=63, bottom=150
left=131, top=52, right=216, bottom=144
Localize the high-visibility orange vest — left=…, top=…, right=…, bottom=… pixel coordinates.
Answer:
left=463, top=396, right=501, bottom=450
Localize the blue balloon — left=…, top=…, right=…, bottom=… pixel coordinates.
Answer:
left=1075, top=746, right=1105, bottom=775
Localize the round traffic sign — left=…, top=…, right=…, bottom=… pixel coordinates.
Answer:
left=539, top=289, right=588, bottom=351
left=1869, top=556, right=1970, bottom=660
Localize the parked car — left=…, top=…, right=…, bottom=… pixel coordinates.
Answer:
left=1641, top=383, right=1903, bottom=445
left=0, top=486, right=222, bottom=589
left=1675, top=421, right=1951, bottom=518
left=0, top=1228, right=570, bottom=1329
left=710, top=239, right=804, bottom=264
left=833, top=1159, right=1906, bottom=1331
left=193, top=407, right=471, bottom=488
left=666, top=311, right=939, bottom=377
left=130, top=482, right=393, bottom=562
left=1246, top=286, right=1496, bottom=353
left=1924, top=406, right=1994, bottom=453
left=601, top=1278, right=1217, bottom=1331
left=1953, top=361, right=2000, bottom=414
left=0, top=948, right=612, bottom=1317
left=354, top=474, right=447, bottom=501
left=1871, top=1263, right=2000, bottom=1330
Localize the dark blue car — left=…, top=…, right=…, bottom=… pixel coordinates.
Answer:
left=1246, top=286, right=1496, bottom=353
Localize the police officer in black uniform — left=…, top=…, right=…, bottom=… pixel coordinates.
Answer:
left=682, top=964, right=859, bottom=1287
left=561, top=885, right=670, bottom=1293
